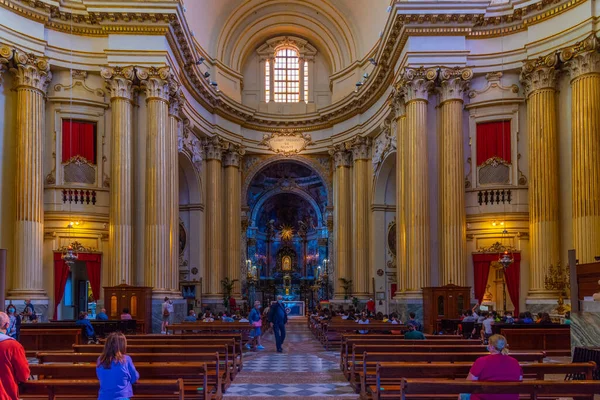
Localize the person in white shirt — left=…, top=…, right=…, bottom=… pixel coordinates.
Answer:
left=481, top=312, right=494, bottom=342
left=357, top=313, right=370, bottom=334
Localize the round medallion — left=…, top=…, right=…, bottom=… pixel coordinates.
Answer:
left=377, top=269, right=384, bottom=276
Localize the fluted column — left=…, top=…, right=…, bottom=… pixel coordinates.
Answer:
left=8, top=51, right=51, bottom=298
left=331, top=145, right=352, bottom=299
left=168, top=88, right=183, bottom=293
left=204, top=137, right=224, bottom=296
left=393, top=93, right=408, bottom=296
left=520, top=55, right=561, bottom=297
left=398, top=67, right=436, bottom=297
left=561, top=36, right=600, bottom=264
left=224, top=146, right=243, bottom=298
left=438, top=68, right=472, bottom=286
left=351, top=137, right=371, bottom=297
left=101, top=66, right=135, bottom=286
left=137, top=67, right=172, bottom=294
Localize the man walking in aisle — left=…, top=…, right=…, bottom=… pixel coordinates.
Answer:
left=269, top=295, right=288, bottom=353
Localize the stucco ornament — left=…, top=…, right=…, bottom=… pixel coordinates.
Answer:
left=260, top=129, right=313, bottom=155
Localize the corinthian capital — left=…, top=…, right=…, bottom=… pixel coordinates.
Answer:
left=438, top=67, right=472, bottom=103
left=169, top=88, right=184, bottom=117
left=136, top=66, right=172, bottom=101
left=329, top=144, right=352, bottom=168
left=0, top=44, right=13, bottom=85
left=349, top=136, right=372, bottom=161
left=560, top=34, right=600, bottom=80
left=520, top=54, right=558, bottom=97
left=398, top=66, right=437, bottom=102
left=203, top=136, right=225, bottom=161
left=101, top=66, right=135, bottom=101
left=10, top=50, right=52, bottom=93
left=222, top=144, right=245, bottom=167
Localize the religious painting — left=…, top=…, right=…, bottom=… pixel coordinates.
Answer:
left=282, top=255, right=292, bottom=271
left=387, top=220, right=396, bottom=257
left=179, top=220, right=187, bottom=256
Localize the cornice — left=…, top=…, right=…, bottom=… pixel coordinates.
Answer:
left=1, top=0, right=591, bottom=132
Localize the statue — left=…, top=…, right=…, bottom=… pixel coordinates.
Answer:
left=266, top=219, right=276, bottom=240
left=594, top=280, right=600, bottom=301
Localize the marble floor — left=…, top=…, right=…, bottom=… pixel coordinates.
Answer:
left=223, top=320, right=358, bottom=399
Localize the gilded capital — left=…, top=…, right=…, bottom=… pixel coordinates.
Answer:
left=0, top=44, right=13, bottom=85
left=398, top=66, right=437, bottom=102
left=10, top=50, right=52, bottom=93
left=349, top=136, right=371, bottom=161
left=560, top=35, right=600, bottom=80
left=330, top=144, right=352, bottom=168
left=101, top=66, right=135, bottom=101
left=204, top=136, right=225, bottom=161
left=136, top=66, right=172, bottom=101
left=520, top=54, right=558, bottom=97
left=223, top=144, right=245, bottom=167
left=438, top=67, right=472, bottom=103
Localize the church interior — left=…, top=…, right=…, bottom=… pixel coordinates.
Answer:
left=1, top=0, right=600, bottom=398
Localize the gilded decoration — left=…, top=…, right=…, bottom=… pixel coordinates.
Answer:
left=477, top=241, right=516, bottom=253
left=63, top=154, right=96, bottom=167
left=560, top=34, right=600, bottom=79
left=101, top=66, right=135, bottom=101
left=260, top=130, right=313, bottom=156
left=57, top=241, right=98, bottom=253
left=520, top=53, right=559, bottom=97
left=438, top=67, right=473, bottom=103
left=480, top=156, right=510, bottom=168
left=397, top=66, right=437, bottom=102
left=10, top=50, right=52, bottom=93
left=136, top=66, right=173, bottom=101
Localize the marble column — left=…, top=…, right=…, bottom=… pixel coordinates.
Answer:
left=393, top=93, right=408, bottom=295
left=101, top=66, right=135, bottom=286
left=168, top=88, right=183, bottom=293
left=438, top=68, right=472, bottom=286
left=351, top=136, right=371, bottom=297
left=137, top=67, right=172, bottom=294
left=331, top=145, right=352, bottom=299
left=398, top=67, right=436, bottom=297
left=224, top=146, right=243, bottom=298
left=520, top=55, right=561, bottom=297
left=204, top=137, right=225, bottom=297
left=8, top=51, right=51, bottom=298
left=561, top=36, right=600, bottom=264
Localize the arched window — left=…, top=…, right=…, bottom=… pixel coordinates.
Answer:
left=269, top=47, right=301, bottom=103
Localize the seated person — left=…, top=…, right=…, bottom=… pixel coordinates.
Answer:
left=238, top=314, right=249, bottom=323
left=563, top=311, right=571, bottom=325
left=481, top=313, right=494, bottom=343
left=503, top=311, right=515, bottom=324
left=520, top=312, right=534, bottom=324
left=184, top=310, right=197, bottom=322
left=120, top=308, right=132, bottom=320
left=357, top=313, right=370, bottom=334
left=222, top=312, right=234, bottom=322
left=462, top=310, right=477, bottom=322
left=404, top=323, right=426, bottom=340
left=96, top=308, right=109, bottom=321
left=463, top=334, right=523, bottom=400
left=76, top=312, right=98, bottom=344
left=406, top=312, right=422, bottom=331
left=538, top=312, right=553, bottom=324
left=202, top=312, right=215, bottom=322
left=535, top=312, right=543, bottom=323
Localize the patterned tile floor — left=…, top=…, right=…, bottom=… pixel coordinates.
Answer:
left=223, top=319, right=358, bottom=399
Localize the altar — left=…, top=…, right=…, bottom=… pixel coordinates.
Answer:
left=282, top=301, right=305, bottom=318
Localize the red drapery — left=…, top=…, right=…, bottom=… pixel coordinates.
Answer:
left=62, top=120, right=96, bottom=163
left=53, top=251, right=102, bottom=318
left=476, top=120, right=511, bottom=166
left=472, top=252, right=521, bottom=314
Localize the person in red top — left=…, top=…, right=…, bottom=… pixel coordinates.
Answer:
left=463, top=334, right=523, bottom=400
left=0, top=311, right=30, bottom=400
left=366, top=298, right=376, bottom=314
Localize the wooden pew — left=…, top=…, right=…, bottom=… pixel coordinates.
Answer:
left=20, top=379, right=185, bottom=400
left=321, top=322, right=409, bottom=349
left=368, top=362, right=597, bottom=399
left=35, top=353, right=227, bottom=392
left=167, top=322, right=253, bottom=335
left=19, top=328, right=82, bottom=356
left=388, top=378, right=600, bottom=400
left=29, top=363, right=216, bottom=400
left=73, top=343, right=238, bottom=376
left=346, top=351, right=547, bottom=386
left=498, top=327, right=571, bottom=356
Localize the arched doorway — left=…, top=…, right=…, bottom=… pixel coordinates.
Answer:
left=245, top=160, right=329, bottom=311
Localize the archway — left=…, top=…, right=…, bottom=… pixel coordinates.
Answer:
left=245, top=159, right=329, bottom=310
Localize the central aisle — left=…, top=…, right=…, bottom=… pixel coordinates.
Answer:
left=224, top=319, right=358, bottom=399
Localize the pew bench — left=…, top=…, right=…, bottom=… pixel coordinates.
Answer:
left=366, top=362, right=597, bottom=399
left=20, top=379, right=185, bottom=400
left=19, top=328, right=82, bottom=356
left=29, top=362, right=218, bottom=400
left=380, top=378, right=600, bottom=400
left=322, top=323, right=410, bottom=350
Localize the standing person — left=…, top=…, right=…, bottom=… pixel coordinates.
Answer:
left=96, top=332, right=140, bottom=400
left=161, top=297, right=174, bottom=334
left=23, top=299, right=35, bottom=321
left=248, top=301, right=265, bottom=350
left=366, top=298, right=376, bottom=314
left=5, top=305, right=20, bottom=339
left=462, top=334, right=523, bottom=400
left=268, top=295, right=288, bottom=353
left=0, top=312, right=30, bottom=400
left=481, top=312, right=494, bottom=343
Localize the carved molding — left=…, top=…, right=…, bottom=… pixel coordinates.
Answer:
left=468, top=72, right=521, bottom=103
left=372, top=121, right=396, bottom=175
left=10, top=50, right=52, bottom=93
left=56, top=240, right=99, bottom=253
left=136, top=66, right=172, bottom=101
left=178, top=124, right=203, bottom=173
left=259, top=130, right=313, bottom=155
left=223, top=145, right=245, bottom=167
left=560, top=34, right=600, bottom=79
left=203, top=136, right=226, bottom=161
left=348, top=136, right=371, bottom=161
left=397, top=67, right=437, bottom=102
left=520, top=53, right=559, bottom=97
left=438, top=67, right=473, bottom=103
left=101, top=66, right=135, bottom=101
left=54, top=69, right=105, bottom=98
left=330, top=144, right=352, bottom=168
left=476, top=241, right=517, bottom=253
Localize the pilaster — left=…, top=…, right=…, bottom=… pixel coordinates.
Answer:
left=520, top=54, right=561, bottom=299
left=8, top=50, right=52, bottom=299
left=331, top=144, right=352, bottom=299
left=438, top=67, right=471, bottom=286
left=168, top=87, right=183, bottom=295
left=393, top=92, right=407, bottom=297
left=101, top=66, right=135, bottom=286
left=224, top=144, right=244, bottom=298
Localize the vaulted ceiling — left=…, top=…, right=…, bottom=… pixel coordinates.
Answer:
left=183, top=0, right=391, bottom=73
